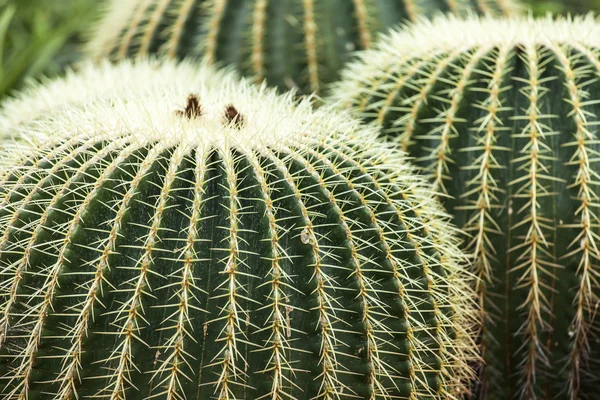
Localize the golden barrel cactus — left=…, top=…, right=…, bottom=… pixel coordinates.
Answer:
left=331, top=15, right=600, bottom=400
left=85, top=0, right=522, bottom=95
left=0, top=60, right=477, bottom=399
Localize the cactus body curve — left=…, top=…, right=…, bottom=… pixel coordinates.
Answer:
left=85, top=0, right=521, bottom=95
left=332, top=15, right=600, bottom=400
left=0, top=60, right=477, bottom=400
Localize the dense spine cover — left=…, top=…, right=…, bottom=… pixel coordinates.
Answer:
left=0, top=60, right=477, bottom=399
left=85, top=0, right=521, bottom=95
left=331, top=15, right=600, bottom=400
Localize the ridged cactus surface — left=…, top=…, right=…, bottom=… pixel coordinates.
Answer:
left=85, top=0, right=521, bottom=95
left=331, top=15, right=600, bottom=400
left=0, top=60, right=477, bottom=399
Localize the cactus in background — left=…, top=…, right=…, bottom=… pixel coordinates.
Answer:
left=331, top=15, right=600, bottom=400
left=85, top=0, right=521, bottom=96
left=0, top=60, right=478, bottom=400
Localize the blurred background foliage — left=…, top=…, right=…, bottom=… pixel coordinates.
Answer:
left=0, top=0, right=98, bottom=99
left=0, top=0, right=598, bottom=102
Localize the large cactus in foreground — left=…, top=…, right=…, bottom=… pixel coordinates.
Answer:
left=331, top=15, right=600, bottom=400
left=85, top=0, right=521, bottom=96
left=0, top=60, right=477, bottom=400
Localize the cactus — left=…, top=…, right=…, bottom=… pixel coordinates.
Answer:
left=85, top=0, right=521, bottom=96
left=0, top=60, right=478, bottom=400
left=330, top=15, right=600, bottom=400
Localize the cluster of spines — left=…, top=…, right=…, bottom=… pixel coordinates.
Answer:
left=331, top=15, right=600, bottom=400
left=0, top=61, right=477, bottom=400
left=0, top=138, right=474, bottom=400
left=86, top=0, right=521, bottom=94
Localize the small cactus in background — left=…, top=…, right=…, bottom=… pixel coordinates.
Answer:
left=330, top=15, right=600, bottom=400
left=0, top=60, right=478, bottom=399
left=85, top=0, right=521, bottom=96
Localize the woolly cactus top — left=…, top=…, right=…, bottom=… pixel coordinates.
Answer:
left=0, top=60, right=340, bottom=150
left=331, top=14, right=600, bottom=400
left=0, top=60, right=477, bottom=400
left=0, top=60, right=232, bottom=133
left=339, top=14, right=600, bottom=63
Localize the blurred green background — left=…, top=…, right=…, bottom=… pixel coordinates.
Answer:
left=0, top=0, right=598, bottom=102
left=0, top=0, right=99, bottom=99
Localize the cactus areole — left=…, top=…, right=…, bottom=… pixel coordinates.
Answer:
left=332, top=15, right=600, bottom=400
left=85, top=0, right=521, bottom=95
left=0, top=61, right=477, bottom=400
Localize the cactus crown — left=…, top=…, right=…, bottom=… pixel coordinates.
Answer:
left=0, top=60, right=233, bottom=138
left=0, top=60, right=477, bottom=400
left=84, top=0, right=521, bottom=95
left=331, top=14, right=600, bottom=400
left=336, top=14, right=599, bottom=62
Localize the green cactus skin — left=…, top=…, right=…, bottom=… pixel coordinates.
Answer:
left=330, top=15, right=600, bottom=400
left=0, top=60, right=478, bottom=400
left=85, top=0, right=521, bottom=96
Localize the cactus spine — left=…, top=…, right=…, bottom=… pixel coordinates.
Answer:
left=331, top=15, right=600, bottom=400
left=85, top=0, right=521, bottom=96
left=0, top=60, right=477, bottom=399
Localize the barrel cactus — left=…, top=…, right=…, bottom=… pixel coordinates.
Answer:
left=330, top=15, right=600, bottom=400
left=85, top=0, right=521, bottom=96
left=0, top=60, right=478, bottom=399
